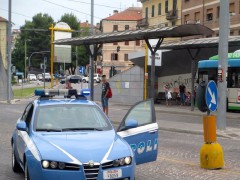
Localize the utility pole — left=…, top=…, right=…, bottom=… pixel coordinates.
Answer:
left=89, top=0, right=94, bottom=100
left=217, top=0, right=229, bottom=130
left=7, top=0, right=12, bottom=103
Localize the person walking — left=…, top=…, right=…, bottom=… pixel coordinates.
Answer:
left=164, top=82, right=171, bottom=106
left=101, top=75, right=110, bottom=116
left=179, top=83, right=186, bottom=106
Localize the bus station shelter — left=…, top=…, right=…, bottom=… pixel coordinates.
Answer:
left=159, top=36, right=240, bottom=111
left=54, top=24, right=213, bottom=101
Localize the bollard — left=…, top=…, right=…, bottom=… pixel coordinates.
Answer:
left=200, top=115, right=224, bottom=169
left=203, top=115, right=216, bottom=143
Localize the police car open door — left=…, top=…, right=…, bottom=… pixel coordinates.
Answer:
left=117, top=99, right=158, bottom=165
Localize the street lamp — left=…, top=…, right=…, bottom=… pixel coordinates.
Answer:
left=24, top=39, right=31, bottom=81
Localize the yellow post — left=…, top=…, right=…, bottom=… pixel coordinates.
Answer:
left=144, top=44, right=148, bottom=100
left=200, top=115, right=224, bottom=169
left=50, top=24, right=54, bottom=89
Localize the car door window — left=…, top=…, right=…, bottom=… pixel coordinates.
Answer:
left=21, top=103, right=34, bottom=128
left=118, top=99, right=155, bottom=131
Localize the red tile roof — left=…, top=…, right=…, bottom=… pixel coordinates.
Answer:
left=0, top=16, right=8, bottom=22
left=80, top=21, right=90, bottom=28
left=103, top=7, right=142, bottom=21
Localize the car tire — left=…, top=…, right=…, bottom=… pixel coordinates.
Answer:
left=83, top=79, right=86, bottom=83
left=12, top=143, right=21, bottom=172
left=94, top=79, right=97, bottom=83
left=24, top=161, right=30, bottom=180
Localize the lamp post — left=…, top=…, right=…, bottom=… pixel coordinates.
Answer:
left=24, top=39, right=31, bottom=81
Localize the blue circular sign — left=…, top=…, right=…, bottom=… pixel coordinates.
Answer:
left=205, top=80, right=218, bottom=112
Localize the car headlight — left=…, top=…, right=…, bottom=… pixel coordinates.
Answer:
left=42, top=160, right=49, bottom=168
left=41, top=160, right=80, bottom=171
left=112, top=157, right=132, bottom=167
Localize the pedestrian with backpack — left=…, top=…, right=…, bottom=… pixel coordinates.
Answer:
left=101, top=75, right=112, bottom=116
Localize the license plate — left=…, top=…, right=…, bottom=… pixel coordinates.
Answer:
left=103, top=169, right=122, bottom=179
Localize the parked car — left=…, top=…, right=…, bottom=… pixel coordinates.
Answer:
left=37, top=74, right=43, bottom=81
left=82, top=74, right=101, bottom=83
left=27, top=74, right=36, bottom=81
left=42, top=73, right=51, bottom=82
left=94, top=73, right=102, bottom=83
left=11, top=89, right=158, bottom=180
left=82, top=75, right=89, bottom=83
left=60, top=75, right=82, bottom=84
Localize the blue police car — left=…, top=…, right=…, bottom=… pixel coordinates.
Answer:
left=11, top=89, right=158, bottom=180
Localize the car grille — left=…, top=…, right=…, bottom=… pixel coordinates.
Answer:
left=83, top=164, right=100, bottom=180
left=102, top=161, right=114, bottom=169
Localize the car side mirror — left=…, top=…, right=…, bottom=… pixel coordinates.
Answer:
left=16, top=121, right=27, bottom=131
left=125, top=119, right=138, bottom=129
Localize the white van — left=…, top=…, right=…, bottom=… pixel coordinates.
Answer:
left=27, top=74, right=36, bottom=81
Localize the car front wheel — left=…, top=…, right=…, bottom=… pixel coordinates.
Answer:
left=25, top=161, right=30, bottom=180
left=12, top=143, right=21, bottom=172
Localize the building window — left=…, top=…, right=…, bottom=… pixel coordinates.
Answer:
left=165, top=0, right=168, bottom=13
left=113, top=42, right=118, bottom=45
left=195, top=12, right=200, bottom=24
left=113, top=25, right=118, bottom=32
left=125, top=41, right=129, bottom=45
left=172, top=21, right=175, bottom=27
left=206, top=8, right=213, bottom=21
left=152, top=5, right=155, bottom=17
left=125, top=25, right=129, bottom=30
left=229, top=3, right=235, bottom=13
left=124, top=54, right=128, bottom=61
left=158, top=3, right=161, bottom=15
left=145, top=7, right=148, bottom=18
left=136, top=40, right=140, bottom=46
left=173, top=0, right=177, bottom=10
left=165, top=22, right=168, bottom=27
left=230, top=31, right=234, bottom=36
left=239, top=30, right=240, bottom=35
left=217, top=6, right=220, bottom=18
left=111, top=53, right=118, bottom=61
left=184, top=14, right=190, bottom=24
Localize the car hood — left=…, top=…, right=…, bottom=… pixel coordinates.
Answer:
left=32, top=130, right=130, bottom=164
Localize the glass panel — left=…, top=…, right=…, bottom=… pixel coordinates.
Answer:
left=34, top=105, right=112, bottom=131
left=124, top=100, right=152, bottom=126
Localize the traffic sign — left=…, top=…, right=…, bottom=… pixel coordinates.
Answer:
left=79, top=66, right=85, bottom=74
left=205, top=80, right=218, bottom=112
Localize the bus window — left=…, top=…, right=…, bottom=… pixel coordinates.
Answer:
left=228, top=68, right=240, bottom=88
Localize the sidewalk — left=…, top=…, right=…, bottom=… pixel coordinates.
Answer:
left=109, top=102, right=240, bottom=140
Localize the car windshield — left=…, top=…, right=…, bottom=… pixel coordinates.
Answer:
left=34, top=105, right=112, bottom=131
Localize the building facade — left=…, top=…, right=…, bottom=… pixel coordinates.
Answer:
left=0, top=16, right=8, bottom=69
left=137, top=0, right=182, bottom=28
left=182, top=0, right=240, bottom=37
left=100, top=8, right=144, bottom=77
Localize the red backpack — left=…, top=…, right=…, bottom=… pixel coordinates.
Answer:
left=106, top=87, right=112, bottom=98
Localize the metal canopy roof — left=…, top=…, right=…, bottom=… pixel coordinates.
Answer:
left=159, top=36, right=240, bottom=50
left=54, top=24, right=213, bottom=46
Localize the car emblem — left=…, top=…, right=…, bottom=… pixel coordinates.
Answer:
left=89, top=160, right=94, bottom=167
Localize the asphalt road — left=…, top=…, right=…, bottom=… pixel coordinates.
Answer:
left=0, top=100, right=240, bottom=180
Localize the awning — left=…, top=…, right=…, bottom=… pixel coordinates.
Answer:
left=159, top=36, right=240, bottom=50
left=54, top=24, right=213, bottom=45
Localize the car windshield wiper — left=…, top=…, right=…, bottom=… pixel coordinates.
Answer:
left=61, top=127, right=103, bottom=132
left=35, top=128, right=62, bottom=132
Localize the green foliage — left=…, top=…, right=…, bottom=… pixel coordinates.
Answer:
left=12, top=13, right=90, bottom=75
left=12, top=13, right=54, bottom=73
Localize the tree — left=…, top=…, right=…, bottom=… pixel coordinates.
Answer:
left=12, top=13, right=54, bottom=74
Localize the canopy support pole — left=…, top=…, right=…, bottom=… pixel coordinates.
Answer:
left=145, top=38, right=164, bottom=99
left=84, top=44, right=102, bottom=101
left=187, top=48, right=201, bottom=111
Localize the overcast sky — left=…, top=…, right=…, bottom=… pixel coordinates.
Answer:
left=0, top=0, right=142, bottom=29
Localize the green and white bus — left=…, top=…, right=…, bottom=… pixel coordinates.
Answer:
left=198, top=51, right=240, bottom=111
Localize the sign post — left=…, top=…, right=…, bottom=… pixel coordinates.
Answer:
left=199, top=80, right=224, bottom=169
